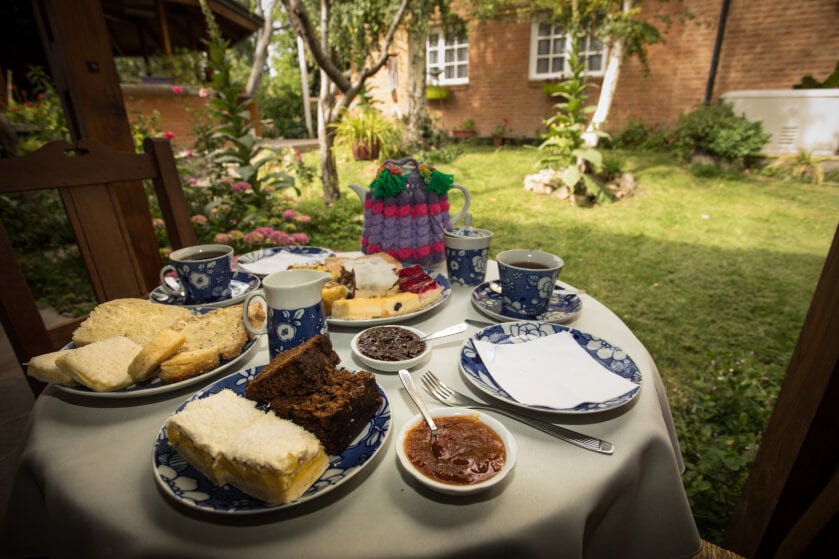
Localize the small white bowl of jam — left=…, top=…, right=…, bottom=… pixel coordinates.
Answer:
left=395, top=407, right=517, bottom=495
left=351, top=325, right=432, bottom=373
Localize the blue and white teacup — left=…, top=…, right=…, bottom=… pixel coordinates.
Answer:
left=496, top=249, right=564, bottom=316
left=444, top=227, right=493, bottom=287
left=242, top=269, right=332, bottom=359
left=159, top=244, right=233, bottom=304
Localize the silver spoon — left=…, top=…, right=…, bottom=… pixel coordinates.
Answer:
left=399, top=369, right=438, bottom=446
left=416, top=322, right=468, bottom=343
left=488, top=280, right=586, bottom=296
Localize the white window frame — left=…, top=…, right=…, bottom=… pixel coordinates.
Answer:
left=528, top=20, right=607, bottom=80
left=426, top=27, right=469, bottom=86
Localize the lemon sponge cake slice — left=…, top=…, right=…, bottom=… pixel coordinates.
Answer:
left=217, top=413, right=329, bottom=504
left=165, top=389, right=328, bottom=503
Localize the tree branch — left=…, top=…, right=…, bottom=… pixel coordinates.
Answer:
left=281, top=0, right=351, bottom=91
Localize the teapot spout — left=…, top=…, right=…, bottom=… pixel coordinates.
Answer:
left=348, top=183, right=367, bottom=201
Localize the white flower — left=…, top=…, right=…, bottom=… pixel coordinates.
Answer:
left=277, top=324, right=296, bottom=341
left=537, top=276, right=553, bottom=298
left=188, top=272, right=210, bottom=289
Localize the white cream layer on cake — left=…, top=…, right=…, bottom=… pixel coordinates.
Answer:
left=165, top=389, right=328, bottom=503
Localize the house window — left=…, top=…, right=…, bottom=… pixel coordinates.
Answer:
left=529, top=21, right=606, bottom=80
left=427, top=28, right=469, bottom=85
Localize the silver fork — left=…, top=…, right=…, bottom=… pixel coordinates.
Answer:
left=421, top=371, right=614, bottom=455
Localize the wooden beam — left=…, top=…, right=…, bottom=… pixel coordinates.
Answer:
left=724, top=222, right=839, bottom=556
left=31, top=0, right=164, bottom=298
left=156, top=0, right=173, bottom=55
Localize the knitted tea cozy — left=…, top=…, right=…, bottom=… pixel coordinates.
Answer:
left=360, top=158, right=455, bottom=266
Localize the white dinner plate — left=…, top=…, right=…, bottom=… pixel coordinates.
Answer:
left=235, top=246, right=335, bottom=277
left=152, top=366, right=391, bottom=514
left=471, top=281, right=583, bottom=324
left=328, top=272, right=452, bottom=327
left=53, top=306, right=258, bottom=399
left=459, top=321, right=642, bottom=414
left=149, top=271, right=261, bottom=308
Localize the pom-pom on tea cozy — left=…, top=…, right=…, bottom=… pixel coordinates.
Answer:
left=361, top=158, right=458, bottom=266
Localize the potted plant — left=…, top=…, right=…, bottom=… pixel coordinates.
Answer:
left=426, top=85, right=451, bottom=101
left=491, top=118, right=508, bottom=146
left=451, top=119, right=476, bottom=139
left=332, top=108, right=400, bottom=161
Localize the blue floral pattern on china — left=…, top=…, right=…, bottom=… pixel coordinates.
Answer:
left=235, top=246, right=335, bottom=276
left=471, top=281, right=582, bottom=323
left=173, top=257, right=232, bottom=303
left=268, top=302, right=328, bottom=359
left=151, top=272, right=260, bottom=308
left=498, top=266, right=560, bottom=316
left=459, top=321, right=642, bottom=414
left=445, top=247, right=489, bottom=286
left=152, top=366, right=391, bottom=514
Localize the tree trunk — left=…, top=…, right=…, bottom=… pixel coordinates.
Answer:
left=318, top=68, right=341, bottom=203
left=245, top=1, right=275, bottom=97
left=584, top=0, right=631, bottom=147
left=405, top=23, right=428, bottom=147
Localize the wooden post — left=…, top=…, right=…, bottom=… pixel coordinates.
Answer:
left=724, top=222, right=839, bottom=557
left=30, top=0, right=164, bottom=299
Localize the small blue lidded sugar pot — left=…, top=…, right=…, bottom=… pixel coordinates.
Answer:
left=444, top=226, right=493, bottom=287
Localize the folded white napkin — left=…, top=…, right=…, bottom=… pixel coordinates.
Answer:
left=473, top=332, right=637, bottom=409
left=237, top=251, right=327, bottom=275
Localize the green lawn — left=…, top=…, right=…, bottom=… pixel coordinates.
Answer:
left=302, top=145, right=839, bottom=542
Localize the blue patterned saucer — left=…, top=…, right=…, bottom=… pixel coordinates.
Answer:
left=150, top=272, right=260, bottom=309
left=460, top=321, right=642, bottom=414
left=470, top=281, right=582, bottom=323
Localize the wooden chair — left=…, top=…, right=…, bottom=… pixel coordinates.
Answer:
left=0, top=137, right=197, bottom=394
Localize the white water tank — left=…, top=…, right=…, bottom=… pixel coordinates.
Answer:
left=720, top=89, right=839, bottom=156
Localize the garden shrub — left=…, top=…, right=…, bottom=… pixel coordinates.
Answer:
left=612, top=120, right=672, bottom=151
left=673, top=102, right=770, bottom=168
left=673, top=354, right=778, bottom=544
left=761, top=150, right=827, bottom=185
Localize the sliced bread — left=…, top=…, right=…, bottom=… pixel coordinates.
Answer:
left=56, top=336, right=142, bottom=391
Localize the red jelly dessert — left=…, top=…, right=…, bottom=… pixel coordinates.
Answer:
left=398, top=265, right=442, bottom=305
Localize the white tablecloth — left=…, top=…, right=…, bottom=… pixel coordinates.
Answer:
left=1, top=261, right=701, bottom=558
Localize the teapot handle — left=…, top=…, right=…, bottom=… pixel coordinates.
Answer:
left=448, top=183, right=471, bottom=225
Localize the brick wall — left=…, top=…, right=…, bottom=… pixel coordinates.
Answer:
left=368, top=0, right=839, bottom=139
left=121, top=84, right=260, bottom=150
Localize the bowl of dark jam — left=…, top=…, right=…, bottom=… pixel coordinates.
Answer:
left=395, top=407, right=517, bottom=495
left=351, top=325, right=432, bottom=372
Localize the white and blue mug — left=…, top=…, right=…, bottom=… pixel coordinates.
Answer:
left=444, top=227, right=493, bottom=287
left=496, top=249, right=564, bottom=316
left=159, top=244, right=233, bottom=304
left=242, top=269, right=332, bottom=359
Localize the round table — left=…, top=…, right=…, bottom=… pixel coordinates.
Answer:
left=1, top=261, right=701, bottom=558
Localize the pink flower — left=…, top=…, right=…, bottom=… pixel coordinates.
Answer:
left=268, top=231, right=294, bottom=245
left=294, top=149, right=303, bottom=163
left=185, top=149, right=195, bottom=157
left=191, top=215, right=208, bottom=225
left=295, top=215, right=311, bottom=224
left=199, top=87, right=211, bottom=98
left=214, top=233, right=231, bottom=244
left=164, top=131, right=175, bottom=139
left=187, top=177, right=198, bottom=185
left=171, top=86, right=184, bottom=94
left=282, top=209, right=297, bottom=219
left=231, top=181, right=251, bottom=193
left=291, top=232, right=309, bottom=245
left=243, top=231, right=266, bottom=244
left=254, top=226, right=275, bottom=236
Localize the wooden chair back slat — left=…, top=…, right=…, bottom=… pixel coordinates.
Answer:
left=0, top=137, right=197, bottom=395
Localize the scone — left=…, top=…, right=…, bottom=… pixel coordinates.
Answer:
left=72, top=298, right=190, bottom=347
left=128, top=328, right=186, bottom=383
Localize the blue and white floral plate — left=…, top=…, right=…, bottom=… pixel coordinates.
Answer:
left=459, top=322, right=642, bottom=414
left=328, top=272, right=452, bottom=327
left=53, top=336, right=258, bottom=399
left=235, top=246, right=335, bottom=277
left=471, top=281, right=582, bottom=324
left=152, top=366, right=391, bottom=514
left=150, top=272, right=261, bottom=309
